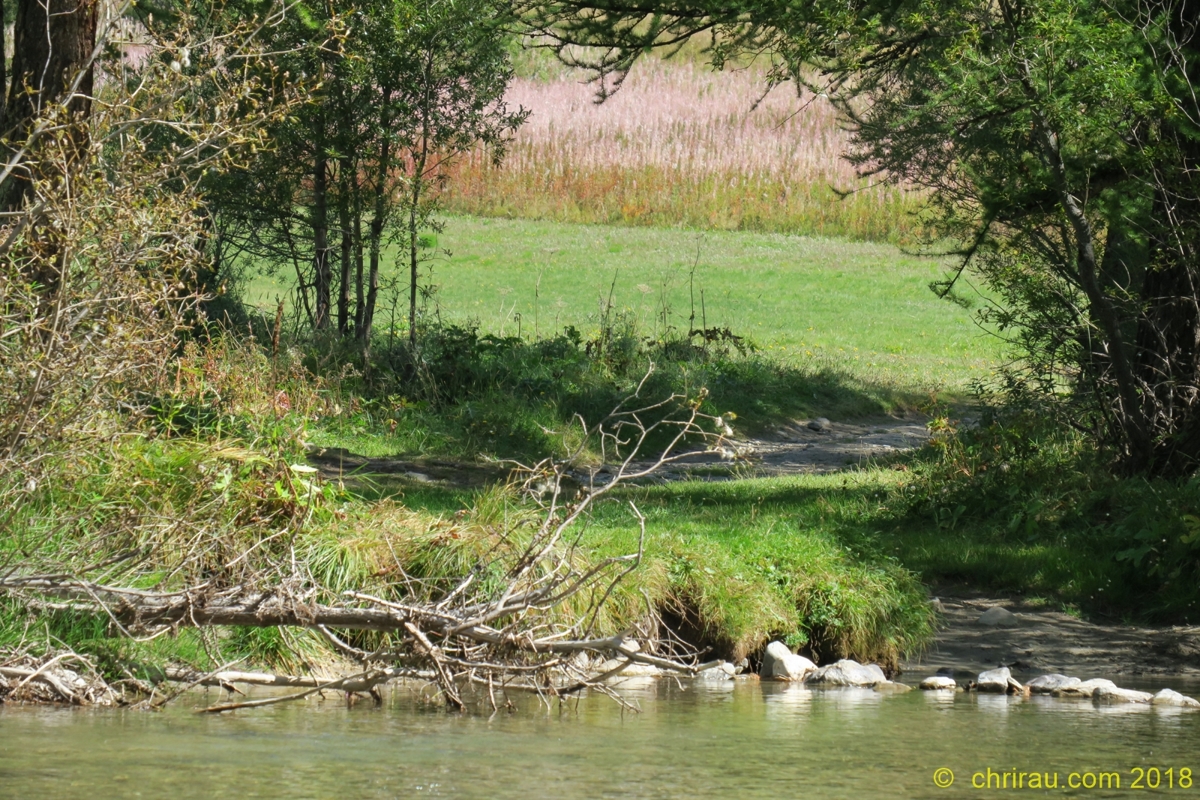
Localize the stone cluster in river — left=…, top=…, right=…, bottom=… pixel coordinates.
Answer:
left=914, top=665, right=1200, bottom=707
left=752, top=641, right=1200, bottom=708
left=759, top=641, right=897, bottom=688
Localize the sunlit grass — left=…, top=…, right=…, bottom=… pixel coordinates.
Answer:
left=243, top=216, right=1001, bottom=397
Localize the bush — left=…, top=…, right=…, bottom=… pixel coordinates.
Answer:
left=897, top=405, right=1200, bottom=621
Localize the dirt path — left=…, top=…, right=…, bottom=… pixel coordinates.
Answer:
left=307, top=414, right=934, bottom=488
left=634, top=414, right=932, bottom=480
left=903, top=590, right=1200, bottom=680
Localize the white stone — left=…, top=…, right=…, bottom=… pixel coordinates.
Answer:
left=977, top=607, right=1019, bottom=627
left=694, top=662, right=736, bottom=683
left=920, top=675, right=958, bottom=690
left=1094, top=685, right=1154, bottom=704
left=809, top=659, right=888, bottom=687
left=1055, top=678, right=1117, bottom=698
left=596, top=659, right=661, bottom=678
left=976, top=666, right=1013, bottom=692
left=875, top=681, right=913, bottom=693
left=760, top=641, right=817, bottom=681
left=1151, top=689, right=1200, bottom=708
left=1027, top=674, right=1080, bottom=694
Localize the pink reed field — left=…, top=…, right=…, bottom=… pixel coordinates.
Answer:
left=440, top=59, right=922, bottom=241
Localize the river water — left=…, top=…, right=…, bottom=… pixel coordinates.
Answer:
left=4, top=678, right=1200, bottom=799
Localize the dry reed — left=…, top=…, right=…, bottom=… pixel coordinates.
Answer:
left=439, top=58, right=923, bottom=241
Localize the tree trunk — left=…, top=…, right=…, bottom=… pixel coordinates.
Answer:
left=359, top=87, right=394, bottom=349
left=1136, top=133, right=1200, bottom=475
left=409, top=51, right=436, bottom=351
left=337, top=165, right=353, bottom=336
left=2, top=0, right=97, bottom=209
left=1127, top=3, right=1200, bottom=476
left=1026, top=105, right=1153, bottom=471
left=408, top=147, right=428, bottom=351
left=354, top=211, right=365, bottom=336
left=360, top=135, right=389, bottom=348
left=312, top=152, right=331, bottom=330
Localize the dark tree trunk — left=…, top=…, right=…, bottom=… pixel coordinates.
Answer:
left=409, top=52, right=437, bottom=351
left=360, top=133, right=389, bottom=348
left=312, top=152, right=331, bottom=330
left=354, top=212, right=365, bottom=337
left=359, top=86, right=394, bottom=349
left=1126, top=2, right=1200, bottom=476
left=1136, top=144, right=1200, bottom=476
left=338, top=169, right=352, bottom=336
left=408, top=164, right=424, bottom=351
left=2, top=0, right=97, bottom=209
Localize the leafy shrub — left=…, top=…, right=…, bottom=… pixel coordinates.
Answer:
left=898, top=404, right=1200, bottom=621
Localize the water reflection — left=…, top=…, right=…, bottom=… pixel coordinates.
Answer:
left=761, top=682, right=812, bottom=723
left=813, top=686, right=884, bottom=711
left=974, top=693, right=1018, bottom=715
left=921, top=689, right=958, bottom=708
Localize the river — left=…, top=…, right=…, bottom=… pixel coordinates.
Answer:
left=3, top=678, right=1200, bottom=798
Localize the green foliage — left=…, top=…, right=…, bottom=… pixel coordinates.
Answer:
left=211, top=0, right=525, bottom=341
left=897, top=409, right=1200, bottom=620
left=548, top=474, right=938, bottom=667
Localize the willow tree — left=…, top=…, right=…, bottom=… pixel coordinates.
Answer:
left=521, top=0, right=1200, bottom=476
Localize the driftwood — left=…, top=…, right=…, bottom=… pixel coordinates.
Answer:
left=0, top=654, right=118, bottom=706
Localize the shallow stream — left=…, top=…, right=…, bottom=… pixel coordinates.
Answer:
left=4, top=678, right=1200, bottom=799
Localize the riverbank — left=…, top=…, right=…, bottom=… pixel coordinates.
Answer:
left=906, top=591, right=1200, bottom=680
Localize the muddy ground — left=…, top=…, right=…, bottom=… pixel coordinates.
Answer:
left=904, top=590, right=1200, bottom=680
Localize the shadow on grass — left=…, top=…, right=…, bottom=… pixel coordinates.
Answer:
left=307, top=323, right=927, bottom=463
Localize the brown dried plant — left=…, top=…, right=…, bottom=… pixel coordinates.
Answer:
left=0, top=1, right=307, bottom=482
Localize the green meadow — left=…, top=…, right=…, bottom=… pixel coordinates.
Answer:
left=243, top=215, right=1001, bottom=394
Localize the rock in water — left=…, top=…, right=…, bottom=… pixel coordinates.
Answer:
left=1054, top=678, right=1117, bottom=698
left=976, top=667, right=1015, bottom=693
left=1152, top=689, right=1200, bottom=708
left=760, top=641, right=817, bottom=681
left=809, top=659, right=888, bottom=687
left=1094, top=685, right=1154, bottom=704
left=595, top=660, right=661, bottom=678
left=1027, top=674, right=1081, bottom=694
left=920, top=676, right=958, bottom=690
left=976, top=606, right=1019, bottom=627
left=875, top=682, right=913, bottom=694
left=807, top=417, right=832, bottom=432
left=694, top=663, right=735, bottom=684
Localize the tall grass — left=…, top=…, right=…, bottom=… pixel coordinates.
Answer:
left=439, top=58, right=924, bottom=241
